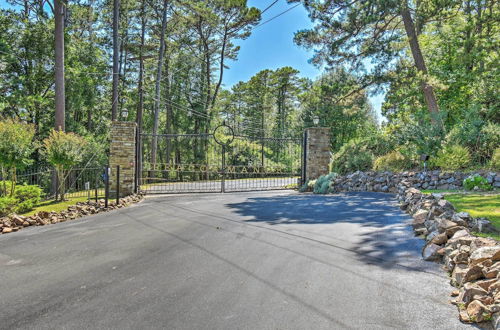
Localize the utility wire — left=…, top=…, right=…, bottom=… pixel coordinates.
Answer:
left=261, top=0, right=279, bottom=14
left=254, top=3, right=301, bottom=29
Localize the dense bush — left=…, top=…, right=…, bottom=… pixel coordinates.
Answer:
left=358, top=131, right=395, bottom=156
left=463, top=174, right=492, bottom=191
left=14, top=185, right=42, bottom=213
left=0, top=181, right=14, bottom=197
left=432, top=144, right=471, bottom=171
left=373, top=151, right=409, bottom=171
left=331, top=139, right=374, bottom=174
left=0, top=196, right=17, bottom=217
left=0, top=184, right=43, bottom=215
left=392, top=117, right=445, bottom=159
left=313, top=173, right=337, bottom=194
left=446, top=119, right=500, bottom=164
left=490, top=148, right=500, bottom=170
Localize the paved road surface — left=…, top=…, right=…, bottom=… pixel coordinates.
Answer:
left=0, top=191, right=473, bottom=329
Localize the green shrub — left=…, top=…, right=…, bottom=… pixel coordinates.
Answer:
left=490, top=148, right=500, bottom=170
left=0, top=180, right=14, bottom=197
left=13, top=184, right=42, bottom=213
left=16, top=200, right=35, bottom=214
left=14, top=184, right=42, bottom=203
left=331, top=139, right=374, bottom=174
left=373, top=151, right=409, bottom=171
left=463, top=174, right=492, bottom=191
left=359, top=131, right=395, bottom=157
left=313, top=173, right=337, bottom=194
left=432, top=144, right=471, bottom=171
left=0, top=196, right=17, bottom=217
left=446, top=119, right=500, bottom=164
left=393, top=117, right=444, bottom=158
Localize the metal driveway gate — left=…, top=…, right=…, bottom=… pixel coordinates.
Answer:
left=138, top=125, right=302, bottom=194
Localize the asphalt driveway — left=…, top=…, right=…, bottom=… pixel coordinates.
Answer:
left=0, top=191, right=473, bottom=329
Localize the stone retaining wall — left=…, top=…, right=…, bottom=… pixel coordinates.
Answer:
left=329, top=170, right=499, bottom=193
left=398, top=187, right=499, bottom=326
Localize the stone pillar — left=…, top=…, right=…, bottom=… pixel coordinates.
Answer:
left=109, top=121, right=136, bottom=197
left=304, top=127, right=331, bottom=182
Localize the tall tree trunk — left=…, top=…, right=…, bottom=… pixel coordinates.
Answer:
left=136, top=0, right=146, bottom=188
left=164, top=58, right=173, bottom=165
left=111, top=0, right=120, bottom=121
left=54, top=0, right=65, bottom=131
left=400, top=4, right=440, bottom=125
left=150, top=0, right=169, bottom=168
left=136, top=0, right=145, bottom=149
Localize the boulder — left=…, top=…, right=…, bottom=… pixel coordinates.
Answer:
left=476, top=279, right=498, bottom=291
left=437, top=199, right=455, bottom=212
left=484, top=262, right=500, bottom=279
left=38, top=211, right=50, bottom=219
left=10, top=215, right=25, bottom=226
left=412, top=209, right=428, bottom=226
left=446, top=226, right=467, bottom=237
left=2, top=227, right=13, bottom=234
left=437, top=218, right=458, bottom=233
left=451, top=264, right=469, bottom=287
left=467, top=300, right=489, bottom=323
left=423, top=243, right=442, bottom=261
left=469, top=246, right=500, bottom=266
left=431, top=232, right=448, bottom=245
left=449, top=229, right=471, bottom=242
left=459, top=282, right=488, bottom=305
left=463, top=265, right=485, bottom=283
left=444, top=253, right=456, bottom=271
left=459, top=310, right=471, bottom=323
left=454, top=251, right=470, bottom=265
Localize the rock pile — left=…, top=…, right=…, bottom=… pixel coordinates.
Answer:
left=329, top=170, right=499, bottom=193
left=399, top=187, right=499, bottom=326
left=0, top=194, right=143, bottom=234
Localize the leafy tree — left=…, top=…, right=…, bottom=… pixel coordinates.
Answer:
left=0, top=119, right=36, bottom=196
left=300, top=68, right=376, bottom=151
left=293, top=0, right=446, bottom=126
left=43, top=130, right=86, bottom=201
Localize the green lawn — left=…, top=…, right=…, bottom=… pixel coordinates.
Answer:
left=422, top=190, right=500, bottom=240
left=21, top=195, right=105, bottom=217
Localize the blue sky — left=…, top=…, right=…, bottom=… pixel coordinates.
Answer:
left=223, top=1, right=319, bottom=86
left=223, top=0, right=385, bottom=121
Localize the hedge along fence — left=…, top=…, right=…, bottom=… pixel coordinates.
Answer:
left=14, top=166, right=107, bottom=200
left=0, top=166, right=107, bottom=217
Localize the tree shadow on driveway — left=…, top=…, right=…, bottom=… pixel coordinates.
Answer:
left=225, top=192, right=432, bottom=272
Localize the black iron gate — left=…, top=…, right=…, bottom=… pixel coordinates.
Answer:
left=137, top=126, right=302, bottom=194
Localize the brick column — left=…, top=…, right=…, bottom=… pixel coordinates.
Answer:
left=109, top=121, right=136, bottom=197
left=304, top=127, right=331, bottom=182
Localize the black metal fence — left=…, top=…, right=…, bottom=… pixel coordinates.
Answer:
left=11, top=166, right=107, bottom=201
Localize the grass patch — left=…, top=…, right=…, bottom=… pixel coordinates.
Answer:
left=444, top=193, right=500, bottom=228
left=422, top=189, right=500, bottom=240
left=20, top=195, right=104, bottom=216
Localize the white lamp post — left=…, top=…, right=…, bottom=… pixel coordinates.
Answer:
left=312, top=115, right=320, bottom=126
left=121, top=108, right=129, bottom=120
